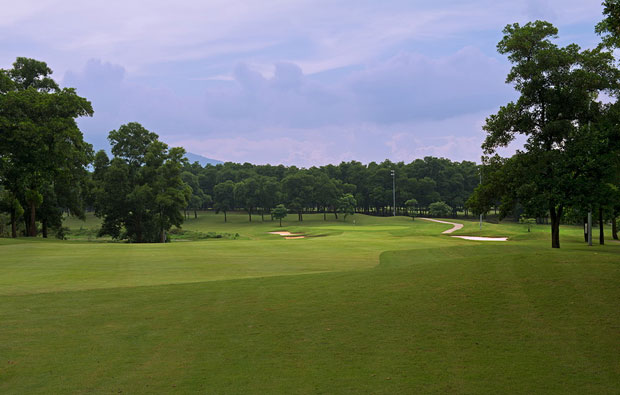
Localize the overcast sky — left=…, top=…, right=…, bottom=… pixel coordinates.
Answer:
left=1, top=0, right=605, bottom=166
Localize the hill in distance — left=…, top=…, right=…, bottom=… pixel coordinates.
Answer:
left=184, top=152, right=223, bottom=166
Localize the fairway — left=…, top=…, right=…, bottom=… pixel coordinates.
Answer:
left=1, top=213, right=619, bottom=393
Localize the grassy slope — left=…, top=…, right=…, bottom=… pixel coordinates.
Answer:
left=1, top=212, right=619, bottom=393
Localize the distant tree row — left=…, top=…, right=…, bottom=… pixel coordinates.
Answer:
left=170, top=155, right=480, bottom=224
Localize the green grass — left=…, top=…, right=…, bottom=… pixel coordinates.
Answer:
left=1, top=212, right=619, bottom=393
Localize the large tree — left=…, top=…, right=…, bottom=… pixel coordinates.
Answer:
left=0, top=58, right=93, bottom=237
left=481, top=21, right=619, bottom=248
left=94, top=123, right=190, bottom=242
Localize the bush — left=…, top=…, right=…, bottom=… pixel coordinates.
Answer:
left=429, top=201, right=452, bottom=217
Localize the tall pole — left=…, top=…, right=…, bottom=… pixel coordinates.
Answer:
left=587, top=98, right=592, bottom=245
left=391, top=169, right=396, bottom=216
left=588, top=211, right=593, bottom=246
left=479, top=170, right=482, bottom=230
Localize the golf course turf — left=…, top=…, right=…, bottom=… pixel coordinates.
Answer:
left=1, top=212, right=619, bottom=393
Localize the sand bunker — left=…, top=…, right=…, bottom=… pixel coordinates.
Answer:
left=268, top=231, right=299, bottom=236
left=268, top=231, right=305, bottom=239
left=419, top=218, right=464, bottom=234
left=451, top=236, right=508, bottom=241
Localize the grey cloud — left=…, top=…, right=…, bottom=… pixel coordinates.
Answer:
left=64, top=48, right=515, bottom=165
left=347, top=47, right=513, bottom=123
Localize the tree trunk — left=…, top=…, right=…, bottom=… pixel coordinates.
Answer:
left=613, top=216, right=618, bottom=240
left=298, top=212, right=303, bottom=221
left=42, top=219, right=48, bottom=238
left=160, top=228, right=166, bottom=243
left=583, top=216, right=588, bottom=242
left=279, top=218, right=282, bottom=227
left=549, top=204, right=562, bottom=249
left=599, top=207, right=604, bottom=245
left=248, top=208, right=252, bottom=222
left=194, top=210, right=197, bottom=219
left=29, top=201, right=36, bottom=237
left=261, top=210, right=264, bottom=222
left=10, top=210, right=17, bottom=238
left=224, top=211, right=227, bottom=223
left=323, top=209, right=326, bottom=221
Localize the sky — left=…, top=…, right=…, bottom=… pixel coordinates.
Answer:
left=0, top=0, right=606, bottom=166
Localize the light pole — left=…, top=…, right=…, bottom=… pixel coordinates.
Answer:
left=391, top=169, right=396, bottom=216
left=587, top=97, right=593, bottom=246
left=479, top=168, right=483, bottom=230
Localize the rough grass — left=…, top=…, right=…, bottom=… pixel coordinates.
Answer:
left=1, top=212, right=619, bottom=393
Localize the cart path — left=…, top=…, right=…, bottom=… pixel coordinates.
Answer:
left=419, top=218, right=464, bottom=234
left=419, top=218, right=508, bottom=241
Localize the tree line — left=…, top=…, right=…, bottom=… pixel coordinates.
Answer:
left=167, top=154, right=480, bottom=223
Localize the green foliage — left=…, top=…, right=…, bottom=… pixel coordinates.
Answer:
left=481, top=20, right=620, bottom=248
left=428, top=201, right=452, bottom=217
left=271, top=204, right=288, bottom=226
left=519, top=215, right=537, bottom=232
left=337, top=193, right=357, bottom=220
left=94, top=123, right=190, bottom=242
left=596, top=0, right=620, bottom=48
left=404, top=198, right=418, bottom=219
left=0, top=57, right=93, bottom=237
left=213, top=180, right=235, bottom=222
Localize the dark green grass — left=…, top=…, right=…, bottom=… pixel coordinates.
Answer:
left=1, top=213, right=619, bottom=393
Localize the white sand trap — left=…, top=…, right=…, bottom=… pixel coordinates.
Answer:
left=419, top=218, right=464, bottom=234
left=451, top=236, right=508, bottom=241
left=268, top=231, right=306, bottom=239
left=268, top=231, right=299, bottom=236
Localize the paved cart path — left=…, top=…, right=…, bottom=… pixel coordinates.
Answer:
left=419, top=218, right=464, bottom=234
left=419, top=218, right=508, bottom=241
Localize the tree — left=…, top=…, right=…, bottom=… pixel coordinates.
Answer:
left=282, top=172, right=315, bottom=221
left=481, top=21, right=620, bottom=248
left=429, top=201, right=452, bottom=217
left=314, top=175, right=340, bottom=220
left=404, top=198, right=418, bottom=220
left=258, top=177, right=280, bottom=221
left=0, top=58, right=94, bottom=237
left=519, top=215, right=536, bottom=232
left=337, top=194, right=356, bottom=220
left=234, top=177, right=259, bottom=222
left=272, top=204, right=288, bottom=227
left=0, top=190, right=23, bottom=238
left=94, top=123, right=190, bottom=242
left=214, top=180, right=235, bottom=222
left=596, top=0, right=620, bottom=48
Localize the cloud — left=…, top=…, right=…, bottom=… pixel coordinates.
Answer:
left=347, top=47, right=512, bottom=123
left=16, top=0, right=600, bottom=166
left=1, top=0, right=603, bottom=77
left=64, top=45, right=517, bottom=166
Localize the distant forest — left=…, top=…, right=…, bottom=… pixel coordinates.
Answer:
left=175, top=154, right=480, bottom=219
